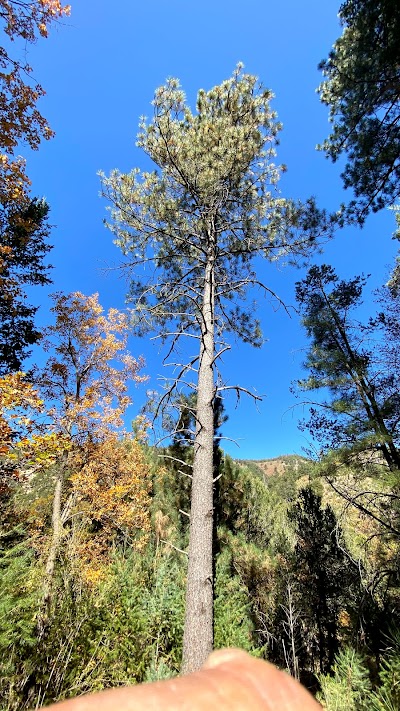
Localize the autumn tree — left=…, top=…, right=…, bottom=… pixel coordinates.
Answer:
left=0, top=369, right=68, bottom=555
left=34, top=291, right=146, bottom=626
left=0, top=2, right=70, bottom=376
left=101, top=66, right=330, bottom=672
left=0, top=371, right=43, bottom=501
left=0, top=369, right=65, bottom=488
left=0, top=0, right=70, bottom=204
left=0, top=197, right=52, bottom=374
left=69, top=437, right=151, bottom=585
left=295, top=264, right=400, bottom=470
left=318, top=0, right=400, bottom=220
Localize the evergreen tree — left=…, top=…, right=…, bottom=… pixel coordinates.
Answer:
left=101, top=65, right=329, bottom=672
left=318, top=0, right=400, bottom=220
left=160, top=393, right=226, bottom=538
left=317, top=647, right=372, bottom=710
left=295, top=264, right=400, bottom=470
left=296, top=264, right=400, bottom=608
left=0, top=198, right=52, bottom=374
left=288, top=487, right=358, bottom=675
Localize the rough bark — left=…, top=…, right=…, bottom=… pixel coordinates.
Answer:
left=182, top=252, right=215, bottom=674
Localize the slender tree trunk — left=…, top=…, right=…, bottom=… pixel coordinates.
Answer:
left=327, top=295, right=400, bottom=470
left=286, top=583, right=299, bottom=680
left=351, top=369, right=400, bottom=470
left=38, top=453, right=67, bottom=634
left=182, top=251, right=215, bottom=674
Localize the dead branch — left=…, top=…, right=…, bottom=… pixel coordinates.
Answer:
left=158, top=454, right=193, bottom=469
left=160, top=540, right=188, bottom=556
left=217, top=384, right=263, bottom=405
left=327, top=477, right=400, bottom=536
left=210, top=345, right=231, bottom=366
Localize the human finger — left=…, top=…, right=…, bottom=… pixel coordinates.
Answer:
left=46, top=648, right=321, bottom=710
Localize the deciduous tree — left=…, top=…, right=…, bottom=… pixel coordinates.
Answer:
left=70, top=437, right=151, bottom=585
left=101, top=65, right=330, bottom=672
left=35, top=291, right=146, bottom=626
left=0, top=0, right=70, bottom=203
left=0, top=369, right=64, bottom=543
left=0, top=370, right=43, bottom=494
left=0, top=1, right=70, bottom=375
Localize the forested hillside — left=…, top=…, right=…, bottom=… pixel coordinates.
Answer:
left=3, top=442, right=400, bottom=708
left=1, top=0, right=400, bottom=709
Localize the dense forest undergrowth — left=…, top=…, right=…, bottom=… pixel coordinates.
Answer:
left=2, top=441, right=400, bottom=709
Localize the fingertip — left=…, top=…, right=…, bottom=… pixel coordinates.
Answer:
left=203, top=648, right=251, bottom=669
left=202, top=649, right=322, bottom=710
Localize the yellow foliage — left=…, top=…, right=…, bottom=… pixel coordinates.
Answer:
left=38, top=292, right=147, bottom=443
left=338, top=610, right=351, bottom=628
left=0, top=371, right=43, bottom=412
left=0, top=371, right=42, bottom=460
left=0, top=372, right=69, bottom=470
left=81, top=565, right=107, bottom=587
left=69, top=436, right=152, bottom=582
left=1, top=295, right=149, bottom=595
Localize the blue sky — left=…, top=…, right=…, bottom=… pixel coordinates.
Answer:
left=21, top=1, right=398, bottom=459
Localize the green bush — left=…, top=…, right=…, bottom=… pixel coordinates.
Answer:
left=214, top=547, right=258, bottom=653
left=317, top=648, right=371, bottom=710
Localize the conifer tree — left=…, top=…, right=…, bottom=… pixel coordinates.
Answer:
left=318, top=0, right=400, bottom=220
left=288, top=487, right=358, bottom=675
left=101, top=66, right=329, bottom=672
left=0, top=198, right=52, bottom=374
left=296, top=264, right=400, bottom=470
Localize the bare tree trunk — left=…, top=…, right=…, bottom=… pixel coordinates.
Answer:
left=38, top=454, right=67, bottom=634
left=182, top=252, right=215, bottom=673
left=282, top=583, right=300, bottom=680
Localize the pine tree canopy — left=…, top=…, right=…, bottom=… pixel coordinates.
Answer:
left=318, top=0, right=400, bottom=220
left=101, top=65, right=329, bottom=354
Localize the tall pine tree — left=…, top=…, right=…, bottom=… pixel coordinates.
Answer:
left=101, top=66, right=330, bottom=671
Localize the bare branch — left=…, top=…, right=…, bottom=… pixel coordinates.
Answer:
left=160, top=540, right=188, bottom=556
left=217, top=384, right=263, bottom=404
left=150, top=331, right=201, bottom=341
left=326, top=477, right=400, bottom=536
left=210, top=345, right=231, bottom=366
left=158, top=454, right=193, bottom=469
left=178, top=469, right=193, bottom=479
left=215, top=435, right=241, bottom=446
left=154, top=356, right=200, bottom=417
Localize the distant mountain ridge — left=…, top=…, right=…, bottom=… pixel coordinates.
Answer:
left=236, top=454, right=309, bottom=479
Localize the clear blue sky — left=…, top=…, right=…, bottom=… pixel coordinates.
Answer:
left=21, top=1, right=398, bottom=459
